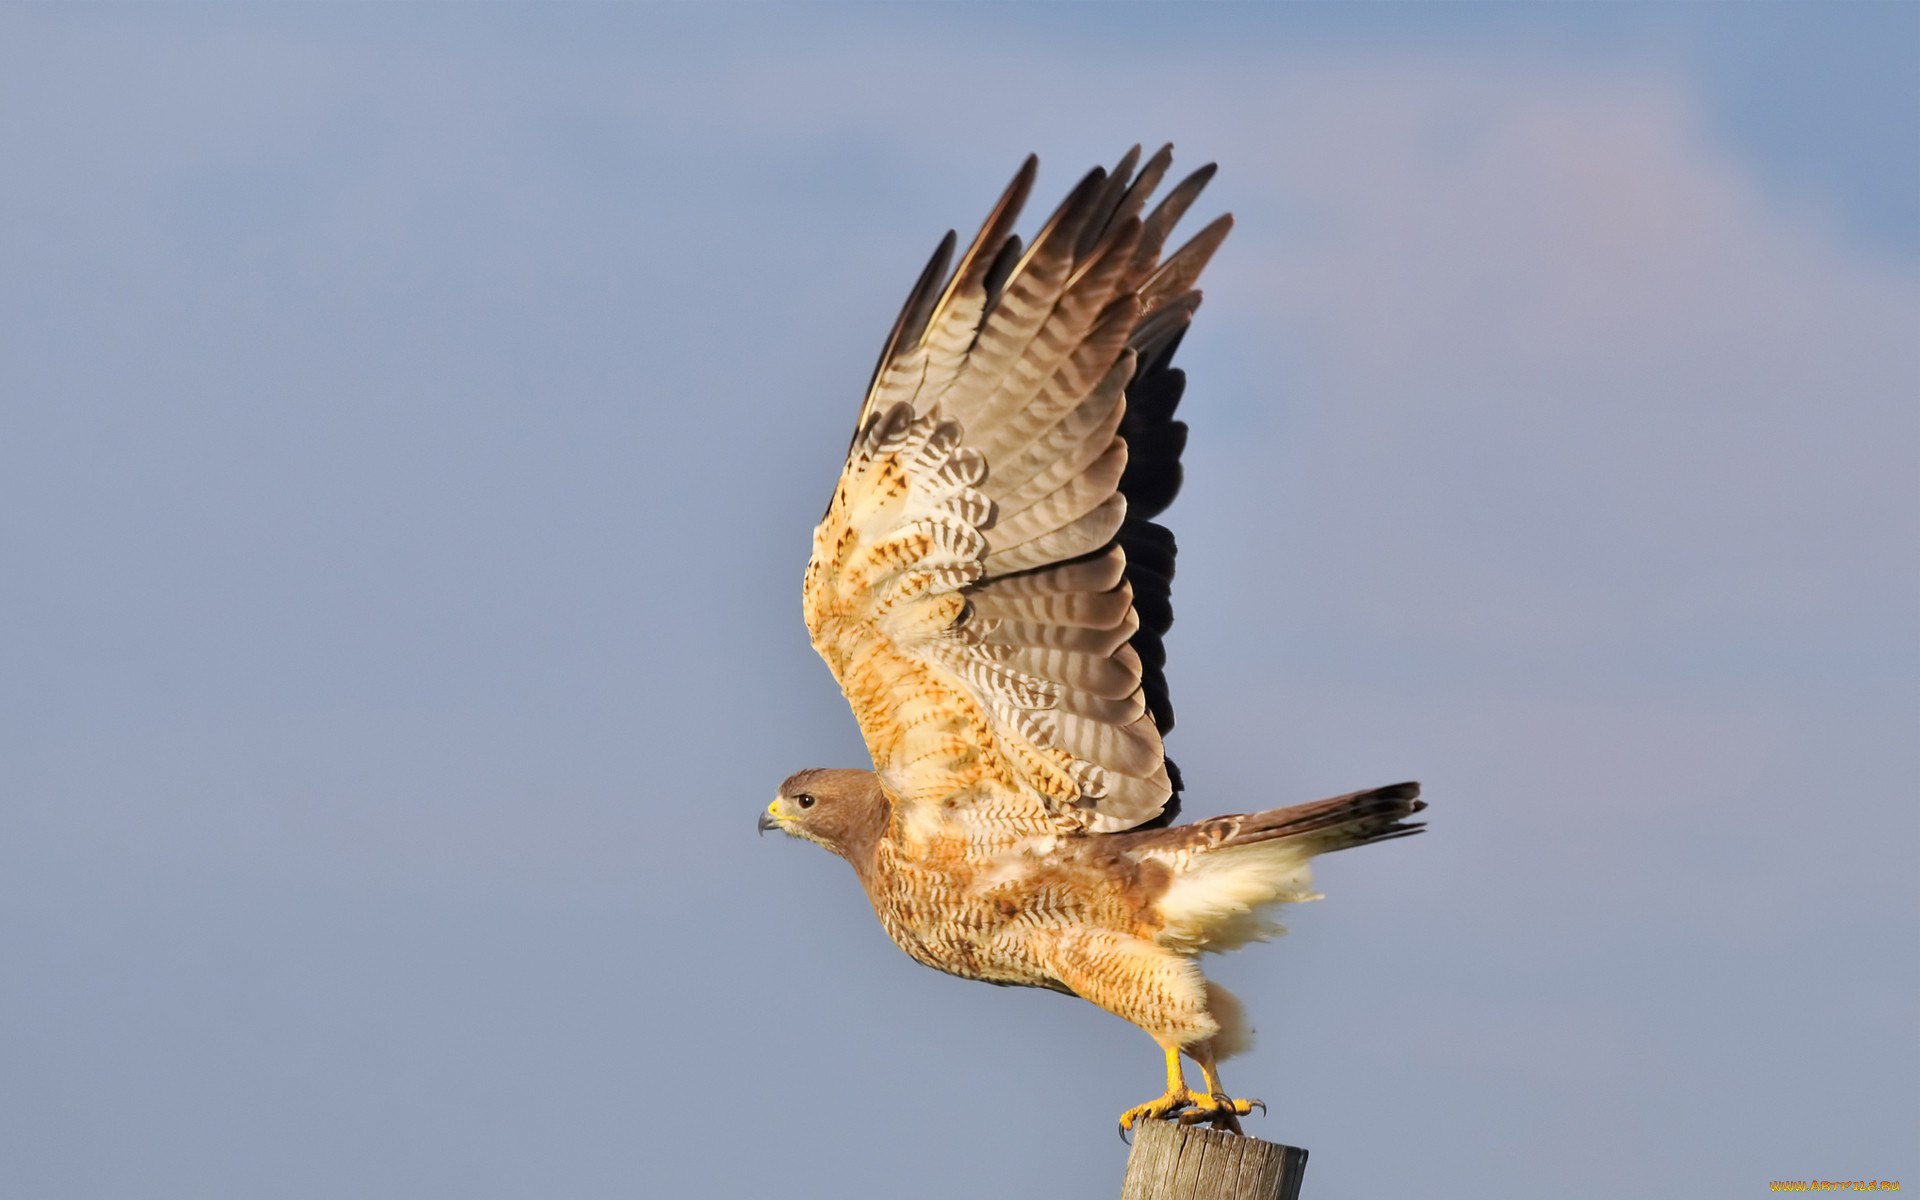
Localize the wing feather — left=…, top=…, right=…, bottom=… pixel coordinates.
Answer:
left=969, top=546, right=1127, bottom=599
left=804, top=148, right=1225, bottom=837
left=987, top=611, right=1142, bottom=658
left=985, top=350, right=1131, bottom=503
left=983, top=493, right=1127, bottom=575
left=984, top=441, right=1128, bottom=553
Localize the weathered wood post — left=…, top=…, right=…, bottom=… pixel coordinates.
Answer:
left=1119, top=1122, right=1307, bottom=1200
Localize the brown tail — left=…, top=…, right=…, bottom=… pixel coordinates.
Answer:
left=1112, top=781, right=1427, bottom=857
left=1212, top=781, right=1426, bottom=854
left=1134, top=782, right=1426, bottom=957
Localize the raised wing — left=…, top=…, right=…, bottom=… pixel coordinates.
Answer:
left=804, top=146, right=1229, bottom=839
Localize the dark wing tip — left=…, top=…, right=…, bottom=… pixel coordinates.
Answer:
left=861, top=228, right=957, bottom=410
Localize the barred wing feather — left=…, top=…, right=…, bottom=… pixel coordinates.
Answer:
left=803, top=147, right=1229, bottom=838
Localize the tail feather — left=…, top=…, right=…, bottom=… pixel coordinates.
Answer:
left=1139, top=782, right=1425, bottom=954
left=1218, top=781, right=1426, bottom=854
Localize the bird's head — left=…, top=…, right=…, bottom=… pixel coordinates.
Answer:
left=760, top=768, right=890, bottom=863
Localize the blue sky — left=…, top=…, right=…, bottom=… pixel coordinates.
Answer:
left=2, top=4, right=1914, bottom=1198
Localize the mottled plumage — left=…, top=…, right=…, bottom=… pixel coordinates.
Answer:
left=764, top=148, right=1426, bottom=1134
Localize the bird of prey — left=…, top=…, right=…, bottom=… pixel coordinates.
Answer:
left=761, top=146, right=1425, bottom=1136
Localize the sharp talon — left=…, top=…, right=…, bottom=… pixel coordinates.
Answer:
left=1250, top=1098, right=1267, bottom=1117
left=1118, top=1122, right=1132, bottom=1144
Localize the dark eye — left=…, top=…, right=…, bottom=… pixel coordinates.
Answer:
left=795, top=793, right=816, bottom=809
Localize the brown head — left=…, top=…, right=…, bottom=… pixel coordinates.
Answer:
left=759, top=768, right=891, bottom=869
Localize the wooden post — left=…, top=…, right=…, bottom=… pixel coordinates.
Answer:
left=1119, top=1121, right=1307, bottom=1200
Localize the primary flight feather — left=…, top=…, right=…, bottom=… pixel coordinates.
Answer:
left=762, top=146, right=1425, bottom=1135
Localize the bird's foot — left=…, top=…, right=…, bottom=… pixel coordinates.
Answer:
left=1118, top=1090, right=1264, bottom=1139
left=1177, top=1091, right=1264, bottom=1135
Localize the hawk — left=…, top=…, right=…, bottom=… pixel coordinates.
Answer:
left=761, top=147, right=1425, bottom=1135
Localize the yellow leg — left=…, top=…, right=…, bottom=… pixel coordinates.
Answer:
left=1199, top=1057, right=1228, bottom=1096
left=1116, top=1045, right=1191, bottom=1136
left=1023, top=927, right=1259, bottom=1138
left=1182, top=1044, right=1265, bottom=1135
left=1117, top=1043, right=1265, bottom=1138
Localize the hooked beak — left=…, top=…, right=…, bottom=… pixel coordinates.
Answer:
left=757, top=809, right=780, bottom=837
